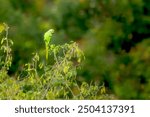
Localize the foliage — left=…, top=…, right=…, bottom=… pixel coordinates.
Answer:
left=111, top=39, right=150, bottom=99
left=0, top=0, right=150, bottom=99
left=0, top=25, right=110, bottom=100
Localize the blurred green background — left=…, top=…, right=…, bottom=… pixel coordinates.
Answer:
left=0, top=0, right=150, bottom=99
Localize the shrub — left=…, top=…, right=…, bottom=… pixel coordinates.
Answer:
left=0, top=23, right=109, bottom=99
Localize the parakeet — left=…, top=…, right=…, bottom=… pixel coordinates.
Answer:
left=44, top=29, right=54, bottom=60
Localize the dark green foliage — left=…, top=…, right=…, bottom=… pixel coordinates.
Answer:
left=0, top=0, right=150, bottom=99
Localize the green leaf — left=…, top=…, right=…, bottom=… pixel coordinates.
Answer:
left=0, top=23, right=5, bottom=33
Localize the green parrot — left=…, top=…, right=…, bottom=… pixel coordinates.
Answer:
left=44, top=29, right=54, bottom=60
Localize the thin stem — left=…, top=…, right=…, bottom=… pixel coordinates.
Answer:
left=3, top=24, right=10, bottom=69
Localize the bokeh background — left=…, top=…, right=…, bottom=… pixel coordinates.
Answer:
left=0, top=0, right=150, bottom=99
